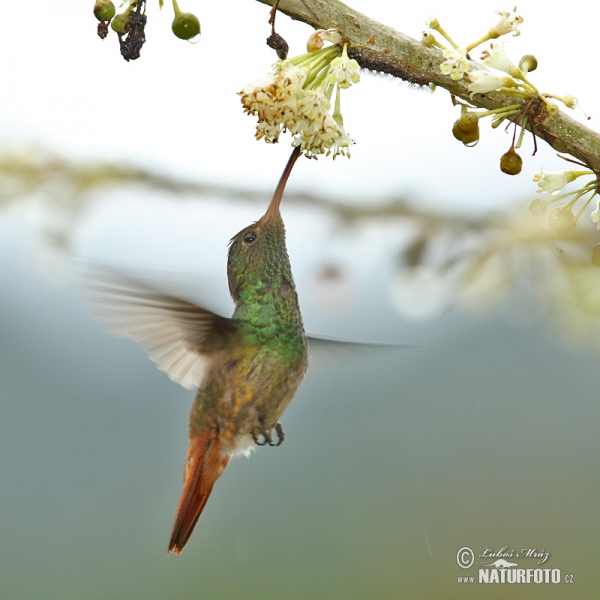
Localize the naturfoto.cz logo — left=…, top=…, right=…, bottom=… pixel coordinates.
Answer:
left=455, top=546, right=575, bottom=585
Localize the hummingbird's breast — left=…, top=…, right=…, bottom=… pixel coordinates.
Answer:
left=189, top=265, right=308, bottom=454
left=222, top=328, right=308, bottom=448
left=190, top=316, right=308, bottom=456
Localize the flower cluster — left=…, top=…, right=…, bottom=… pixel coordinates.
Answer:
left=424, top=8, right=587, bottom=182
left=528, top=167, right=598, bottom=240
left=423, top=9, right=563, bottom=104
left=239, top=37, right=359, bottom=159
left=423, top=8, right=523, bottom=82
left=423, top=8, right=583, bottom=117
left=468, top=43, right=544, bottom=103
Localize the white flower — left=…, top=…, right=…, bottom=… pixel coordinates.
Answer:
left=439, top=47, right=470, bottom=81
left=533, top=169, right=576, bottom=196
left=591, top=199, right=600, bottom=229
left=481, top=43, right=521, bottom=76
left=254, top=120, right=283, bottom=144
left=567, top=97, right=591, bottom=119
left=295, top=89, right=331, bottom=122
left=288, top=91, right=355, bottom=159
left=239, top=46, right=357, bottom=159
left=328, top=120, right=354, bottom=159
left=273, top=59, right=308, bottom=89
left=239, top=61, right=308, bottom=143
left=327, top=50, right=360, bottom=89
left=292, top=91, right=340, bottom=156
left=307, top=28, right=342, bottom=52
left=467, top=70, right=516, bottom=95
left=490, top=10, right=524, bottom=37
left=240, top=61, right=306, bottom=112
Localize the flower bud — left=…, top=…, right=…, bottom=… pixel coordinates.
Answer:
left=545, top=102, right=559, bottom=117
left=421, top=32, right=436, bottom=47
left=94, top=0, right=115, bottom=22
left=547, top=205, right=575, bottom=234
left=500, top=146, right=522, bottom=175
left=528, top=198, right=548, bottom=216
left=518, top=55, right=537, bottom=74
left=592, top=243, right=600, bottom=268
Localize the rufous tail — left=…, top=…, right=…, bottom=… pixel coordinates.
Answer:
left=168, top=430, right=231, bottom=554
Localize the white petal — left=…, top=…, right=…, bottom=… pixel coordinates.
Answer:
left=482, top=43, right=516, bottom=74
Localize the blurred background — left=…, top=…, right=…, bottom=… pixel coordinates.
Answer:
left=1, top=0, right=599, bottom=598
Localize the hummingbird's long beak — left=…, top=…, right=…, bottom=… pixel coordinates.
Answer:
left=263, top=146, right=302, bottom=222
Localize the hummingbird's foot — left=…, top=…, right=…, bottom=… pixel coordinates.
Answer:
left=252, top=430, right=268, bottom=446
left=251, top=422, right=285, bottom=447
left=251, top=427, right=271, bottom=446
left=273, top=422, right=285, bottom=447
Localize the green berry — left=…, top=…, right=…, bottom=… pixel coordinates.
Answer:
left=528, top=198, right=548, bottom=216
left=547, top=205, right=575, bottom=234
left=500, top=147, right=523, bottom=175
left=172, top=12, right=201, bottom=40
left=592, top=244, right=600, bottom=267
left=111, top=12, right=129, bottom=33
left=94, top=0, right=115, bottom=22
left=171, top=0, right=200, bottom=40
left=452, top=120, right=479, bottom=146
left=457, top=112, right=479, bottom=134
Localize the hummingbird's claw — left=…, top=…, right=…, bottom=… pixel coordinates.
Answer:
left=252, top=429, right=269, bottom=446
left=251, top=422, right=272, bottom=446
left=273, top=422, right=285, bottom=447
left=251, top=422, right=285, bottom=447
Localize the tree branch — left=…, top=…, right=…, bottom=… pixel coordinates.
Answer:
left=257, top=0, right=600, bottom=175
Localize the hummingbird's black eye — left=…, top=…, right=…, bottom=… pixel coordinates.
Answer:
left=243, top=231, right=257, bottom=245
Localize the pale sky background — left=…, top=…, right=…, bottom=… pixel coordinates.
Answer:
left=2, top=4, right=600, bottom=599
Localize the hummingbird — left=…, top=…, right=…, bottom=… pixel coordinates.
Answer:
left=87, top=147, right=309, bottom=554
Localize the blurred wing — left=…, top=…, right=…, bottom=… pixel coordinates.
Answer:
left=83, top=268, right=237, bottom=390
left=307, top=335, right=411, bottom=372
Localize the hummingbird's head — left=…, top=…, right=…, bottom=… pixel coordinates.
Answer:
left=227, top=197, right=289, bottom=301
left=227, top=148, right=300, bottom=302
